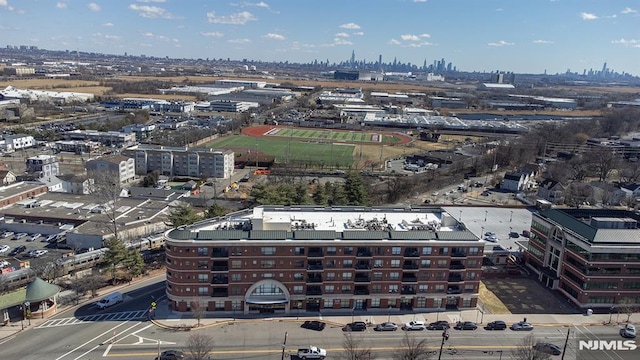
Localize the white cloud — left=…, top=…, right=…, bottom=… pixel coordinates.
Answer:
left=143, top=32, right=155, bottom=38
left=333, top=38, right=352, bottom=45
left=201, top=31, right=224, bottom=38
left=612, top=38, right=640, bottom=47
left=339, top=23, right=360, bottom=30
left=263, top=33, right=285, bottom=40
left=400, top=33, right=430, bottom=41
left=87, top=3, right=101, bottom=12
left=407, top=42, right=432, bottom=48
left=533, top=39, right=554, bottom=44
left=352, top=31, right=364, bottom=36
left=0, top=0, right=8, bottom=7
left=207, top=11, right=256, bottom=25
left=389, top=39, right=401, bottom=45
left=488, top=40, right=514, bottom=47
left=413, top=0, right=427, bottom=3
left=621, top=7, right=637, bottom=14
left=335, top=32, right=349, bottom=38
left=129, top=4, right=176, bottom=19
left=56, top=2, right=67, bottom=9
left=104, top=35, right=120, bottom=40
left=580, top=12, right=598, bottom=20
left=137, top=0, right=166, bottom=3
left=228, top=38, right=251, bottom=44
left=103, top=22, right=114, bottom=27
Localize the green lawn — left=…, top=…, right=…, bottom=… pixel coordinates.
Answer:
left=209, top=135, right=356, bottom=168
left=270, top=128, right=402, bottom=144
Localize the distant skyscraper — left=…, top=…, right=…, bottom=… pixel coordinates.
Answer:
left=351, top=50, right=356, bottom=68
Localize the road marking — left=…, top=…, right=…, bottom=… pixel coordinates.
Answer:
left=36, top=311, right=146, bottom=329
left=54, top=321, right=132, bottom=360
left=72, top=322, right=142, bottom=360
left=102, top=344, right=113, bottom=357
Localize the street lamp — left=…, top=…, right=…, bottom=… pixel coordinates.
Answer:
left=509, top=210, right=513, bottom=222
left=484, top=210, right=488, bottom=222
left=280, top=331, right=288, bottom=360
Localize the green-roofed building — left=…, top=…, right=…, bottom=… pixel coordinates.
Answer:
left=0, top=276, right=60, bottom=325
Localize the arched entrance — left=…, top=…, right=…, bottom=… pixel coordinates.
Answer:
left=244, top=279, right=290, bottom=314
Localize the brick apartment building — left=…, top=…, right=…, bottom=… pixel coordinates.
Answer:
left=526, top=208, right=640, bottom=311
left=165, top=206, right=484, bottom=315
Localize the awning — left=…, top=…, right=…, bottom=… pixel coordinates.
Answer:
left=245, top=296, right=289, bottom=305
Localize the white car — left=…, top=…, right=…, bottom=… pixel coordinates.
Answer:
left=27, top=233, right=41, bottom=242
left=0, top=260, right=10, bottom=268
left=403, top=321, right=426, bottom=331
left=484, top=235, right=498, bottom=242
left=621, top=324, right=637, bottom=338
left=27, top=249, right=48, bottom=258
left=13, top=232, right=28, bottom=240
left=0, top=244, right=10, bottom=254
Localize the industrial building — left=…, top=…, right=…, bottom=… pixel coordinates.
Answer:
left=164, top=205, right=484, bottom=314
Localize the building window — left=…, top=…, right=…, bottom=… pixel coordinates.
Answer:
left=198, top=287, right=208, bottom=296
left=262, top=273, right=274, bottom=278
left=439, top=247, right=449, bottom=255
left=373, top=272, right=383, bottom=281
left=421, top=260, right=431, bottom=268
left=389, top=285, right=398, bottom=293
left=344, top=247, right=354, bottom=255
left=198, top=261, right=208, bottom=269
left=231, top=260, right=242, bottom=269
left=437, top=260, right=448, bottom=268
left=390, top=259, right=400, bottom=268
left=261, top=247, right=276, bottom=255
left=293, top=273, right=304, bottom=281
left=326, top=272, right=336, bottom=280
left=343, top=260, right=353, bottom=268
left=469, top=247, right=479, bottom=255
left=467, top=259, right=478, bottom=268
left=462, top=299, right=472, bottom=307
left=261, top=260, right=276, bottom=268
left=327, top=247, right=337, bottom=255
left=374, top=259, right=383, bottom=268
left=341, top=285, right=351, bottom=293
left=198, top=274, right=208, bottom=283
left=465, top=284, right=475, bottom=293
left=323, top=298, right=333, bottom=308
left=392, top=247, right=401, bottom=255
left=422, top=247, right=432, bottom=255
left=416, top=297, right=426, bottom=308
left=231, top=274, right=241, bottom=281
left=435, top=285, right=445, bottom=293
left=389, top=272, right=400, bottom=280
left=325, top=285, right=335, bottom=293
left=342, top=272, right=352, bottom=280
left=293, top=286, right=303, bottom=294
left=371, top=299, right=380, bottom=308
left=467, top=272, right=477, bottom=280
left=419, top=285, right=428, bottom=293
left=372, top=285, right=382, bottom=293
left=197, top=247, right=208, bottom=256
left=295, top=247, right=305, bottom=255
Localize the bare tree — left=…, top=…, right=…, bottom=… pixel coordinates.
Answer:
left=185, top=333, right=214, bottom=360
left=339, top=332, right=375, bottom=360
left=619, top=161, right=640, bottom=183
left=191, top=301, right=207, bottom=327
left=617, top=298, right=637, bottom=323
left=88, top=169, right=124, bottom=241
left=510, top=334, right=552, bottom=360
left=393, top=332, right=434, bottom=360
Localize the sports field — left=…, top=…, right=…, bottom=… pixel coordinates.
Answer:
left=264, top=127, right=404, bottom=145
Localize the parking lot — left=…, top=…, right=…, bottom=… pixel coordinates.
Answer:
left=0, top=231, right=68, bottom=271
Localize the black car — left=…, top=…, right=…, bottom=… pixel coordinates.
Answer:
left=534, top=342, right=562, bottom=356
left=454, top=321, right=477, bottom=330
left=485, top=320, right=507, bottom=330
left=301, top=320, right=326, bottom=331
left=427, top=321, right=450, bottom=330
left=155, top=350, right=184, bottom=360
left=8, top=245, right=26, bottom=256
left=343, top=321, right=367, bottom=332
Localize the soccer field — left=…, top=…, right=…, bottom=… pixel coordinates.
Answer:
left=266, top=127, right=401, bottom=144
left=209, top=135, right=357, bottom=167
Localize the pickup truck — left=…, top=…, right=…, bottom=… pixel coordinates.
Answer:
left=297, top=346, right=327, bottom=359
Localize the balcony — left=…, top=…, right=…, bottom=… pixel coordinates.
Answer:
left=211, top=275, right=228, bottom=284
left=356, top=248, right=372, bottom=257
left=212, top=288, right=228, bottom=297
left=401, top=286, right=416, bottom=295
left=308, top=248, right=324, bottom=258
left=355, top=262, right=371, bottom=270
left=355, top=275, right=370, bottom=283
left=451, top=251, right=467, bottom=258
left=307, top=261, right=323, bottom=271
left=448, top=274, right=463, bottom=283
left=307, top=275, right=323, bottom=283
left=404, top=248, right=420, bottom=257
left=447, top=286, right=462, bottom=295
left=354, top=286, right=370, bottom=295
left=401, top=275, right=418, bottom=283
left=449, top=261, right=466, bottom=270
left=211, top=248, right=228, bottom=258
left=306, top=286, right=322, bottom=296
left=403, top=261, right=419, bottom=270
left=211, top=261, right=229, bottom=271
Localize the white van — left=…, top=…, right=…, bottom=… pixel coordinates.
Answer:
left=95, top=292, right=123, bottom=309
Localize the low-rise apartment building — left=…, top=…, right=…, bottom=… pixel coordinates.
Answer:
left=164, top=205, right=484, bottom=314
left=526, top=208, right=640, bottom=311
left=124, top=145, right=234, bottom=179
left=86, top=155, right=135, bottom=184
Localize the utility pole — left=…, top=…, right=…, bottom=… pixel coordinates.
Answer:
left=560, top=328, right=570, bottom=360
left=437, top=329, right=449, bottom=360
left=280, top=331, right=288, bottom=360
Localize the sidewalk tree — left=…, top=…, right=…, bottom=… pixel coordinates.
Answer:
left=339, top=332, right=375, bottom=360
left=124, top=250, right=146, bottom=279
left=510, top=334, right=552, bottom=360
left=185, top=333, right=214, bottom=360
left=191, top=301, right=206, bottom=327
left=103, top=238, right=129, bottom=283
left=618, top=298, right=637, bottom=323
left=392, top=332, right=433, bottom=360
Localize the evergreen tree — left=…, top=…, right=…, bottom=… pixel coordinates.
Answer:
left=103, top=238, right=129, bottom=282
left=312, top=183, right=328, bottom=205
left=344, top=171, right=369, bottom=206
left=166, top=202, right=202, bottom=227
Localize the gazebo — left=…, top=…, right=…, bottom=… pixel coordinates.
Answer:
left=0, top=278, right=61, bottom=325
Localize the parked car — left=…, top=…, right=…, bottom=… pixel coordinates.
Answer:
left=484, top=232, right=495, bottom=237
left=343, top=321, right=367, bottom=332
left=427, top=321, right=451, bottom=330
left=509, top=232, right=520, bottom=238
left=484, top=235, right=498, bottom=242
left=485, top=320, right=507, bottom=330
left=155, top=350, right=184, bottom=360
left=8, top=245, right=26, bottom=256
left=621, top=323, right=637, bottom=338
left=27, top=233, right=41, bottom=242
left=2, top=231, right=14, bottom=238
left=403, top=321, right=426, bottom=331
left=375, top=322, right=398, bottom=331
left=454, top=321, right=477, bottom=330
left=13, top=232, right=28, bottom=240
left=533, top=342, right=562, bottom=355
left=0, top=260, right=10, bottom=268
left=0, top=244, right=10, bottom=254
left=510, top=321, right=534, bottom=331
left=301, top=320, right=326, bottom=331
left=27, top=249, right=48, bottom=258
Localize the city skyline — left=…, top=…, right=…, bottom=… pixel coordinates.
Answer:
left=0, top=0, right=639, bottom=76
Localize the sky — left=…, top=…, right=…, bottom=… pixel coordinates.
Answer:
left=0, top=0, right=639, bottom=76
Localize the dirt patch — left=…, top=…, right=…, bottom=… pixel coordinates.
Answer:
left=479, top=282, right=511, bottom=314
left=481, top=277, right=579, bottom=315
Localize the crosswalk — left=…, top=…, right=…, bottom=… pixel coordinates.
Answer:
left=36, top=310, right=147, bottom=329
